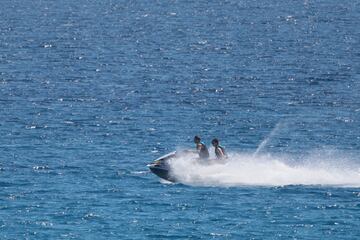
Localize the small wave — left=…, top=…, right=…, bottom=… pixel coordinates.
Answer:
left=131, top=171, right=148, bottom=175
left=33, top=165, right=50, bottom=170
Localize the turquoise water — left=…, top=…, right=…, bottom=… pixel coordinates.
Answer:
left=1, top=0, right=360, bottom=239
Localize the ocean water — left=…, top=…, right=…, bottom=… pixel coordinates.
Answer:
left=1, top=0, right=360, bottom=239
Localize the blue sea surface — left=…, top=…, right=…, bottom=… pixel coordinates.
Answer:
left=1, top=0, right=360, bottom=239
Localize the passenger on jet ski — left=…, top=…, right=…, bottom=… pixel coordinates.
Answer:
left=194, top=135, right=209, bottom=160
left=211, top=138, right=227, bottom=160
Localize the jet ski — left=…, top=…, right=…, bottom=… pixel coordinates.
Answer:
left=148, top=150, right=197, bottom=182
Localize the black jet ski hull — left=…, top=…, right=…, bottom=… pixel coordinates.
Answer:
left=148, top=151, right=178, bottom=182
left=148, top=164, right=176, bottom=182
left=148, top=150, right=201, bottom=182
left=149, top=150, right=226, bottom=183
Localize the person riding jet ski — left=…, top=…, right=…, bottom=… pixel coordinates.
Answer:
left=194, top=135, right=209, bottom=160
left=211, top=138, right=227, bottom=160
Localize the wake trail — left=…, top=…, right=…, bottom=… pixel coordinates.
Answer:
left=169, top=151, right=360, bottom=187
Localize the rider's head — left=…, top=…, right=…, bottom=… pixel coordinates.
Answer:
left=211, top=138, right=219, bottom=147
left=194, top=135, right=201, bottom=144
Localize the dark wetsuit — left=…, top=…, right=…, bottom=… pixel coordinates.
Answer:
left=215, top=146, right=227, bottom=159
left=197, top=142, right=209, bottom=159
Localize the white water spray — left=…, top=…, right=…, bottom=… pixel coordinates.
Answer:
left=168, top=151, right=360, bottom=187
left=254, top=121, right=286, bottom=156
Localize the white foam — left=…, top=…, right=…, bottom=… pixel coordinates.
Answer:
left=169, top=151, right=360, bottom=187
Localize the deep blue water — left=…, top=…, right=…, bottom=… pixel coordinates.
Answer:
left=1, top=0, right=360, bottom=239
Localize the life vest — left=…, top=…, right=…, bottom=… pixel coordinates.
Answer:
left=198, top=142, right=209, bottom=159
left=215, top=146, right=226, bottom=159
